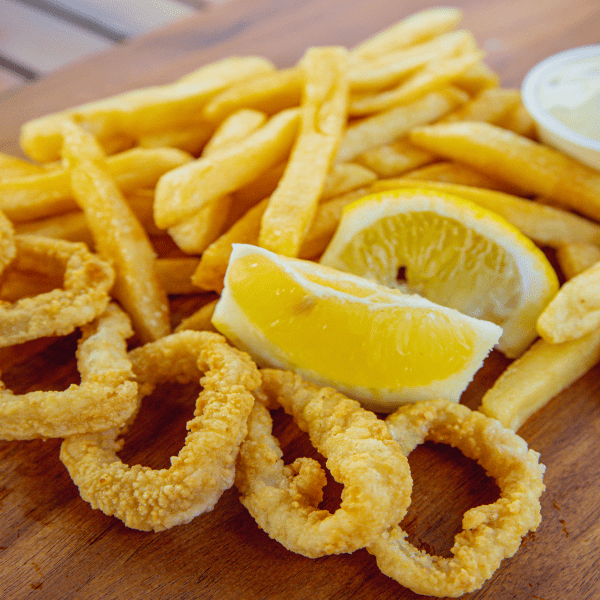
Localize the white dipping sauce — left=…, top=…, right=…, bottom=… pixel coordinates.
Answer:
left=537, top=56, right=600, bottom=141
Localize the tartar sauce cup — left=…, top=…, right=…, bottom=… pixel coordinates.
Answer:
left=522, top=45, right=600, bottom=170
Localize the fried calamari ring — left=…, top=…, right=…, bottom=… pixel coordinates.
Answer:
left=60, top=331, right=261, bottom=532
left=0, top=234, right=114, bottom=347
left=0, top=303, right=136, bottom=440
left=368, top=399, right=545, bottom=598
left=0, top=210, right=16, bottom=277
left=235, top=368, right=412, bottom=558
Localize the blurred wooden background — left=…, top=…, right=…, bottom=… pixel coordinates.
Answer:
left=0, top=0, right=217, bottom=95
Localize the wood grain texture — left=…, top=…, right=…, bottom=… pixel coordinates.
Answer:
left=1, top=0, right=600, bottom=598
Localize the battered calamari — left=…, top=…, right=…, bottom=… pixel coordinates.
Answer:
left=0, top=303, right=137, bottom=440
left=368, top=399, right=545, bottom=598
left=0, top=235, right=115, bottom=347
left=60, top=331, right=261, bottom=532
left=235, top=368, right=412, bottom=558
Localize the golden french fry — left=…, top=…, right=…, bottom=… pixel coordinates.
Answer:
left=452, top=61, right=500, bottom=95
left=137, top=120, right=215, bottom=155
left=167, top=195, right=234, bottom=254
left=479, top=328, right=600, bottom=431
left=203, top=68, right=302, bottom=123
left=20, top=56, right=275, bottom=163
left=0, top=147, right=192, bottom=223
left=154, top=108, right=299, bottom=228
left=192, top=184, right=374, bottom=294
left=351, top=7, right=462, bottom=60
left=349, top=30, right=476, bottom=92
left=15, top=211, right=94, bottom=247
left=14, top=189, right=165, bottom=244
left=154, top=257, right=201, bottom=295
left=226, top=161, right=374, bottom=236
left=62, top=122, right=170, bottom=343
left=0, top=152, right=44, bottom=178
left=259, top=47, right=349, bottom=257
left=556, top=243, right=600, bottom=279
left=537, top=260, right=600, bottom=344
left=371, top=179, right=600, bottom=249
left=495, top=102, right=538, bottom=138
left=321, top=162, right=377, bottom=200
left=166, top=109, right=269, bottom=254
left=439, top=87, right=521, bottom=124
left=336, top=86, right=467, bottom=163
left=409, top=121, right=600, bottom=222
left=349, top=51, right=483, bottom=116
left=227, top=162, right=286, bottom=227
left=125, top=189, right=165, bottom=236
left=175, top=298, right=219, bottom=332
left=298, top=186, right=374, bottom=259
left=354, top=138, right=436, bottom=177
left=202, top=109, right=268, bottom=156
left=192, top=198, right=268, bottom=293
left=402, top=161, right=527, bottom=194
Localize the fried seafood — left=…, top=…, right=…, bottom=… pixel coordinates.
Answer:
left=235, top=369, right=412, bottom=558
left=0, top=235, right=114, bottom=348
left=0, top=304, right=136, bottom=440
left=60, top=331, right=260, bottom=532
left=368, top=399, right=545, bottom=597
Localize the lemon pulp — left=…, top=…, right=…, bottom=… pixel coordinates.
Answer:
left=225, top=253, right=480, bottom=390
left=334, top=210, right=521, bottom=322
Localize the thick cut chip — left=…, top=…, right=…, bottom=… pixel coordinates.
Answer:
left=480, top=330, right=600, bottom=431
left=259, top=47, right=349, bottom=257
left=62, top=122, right=170, bottom=343
left=372, top=179, right=600, bottom=249
left=349, top=30, right=477, bottom=93
left=20, top=56, right=275, bottom=162
left=537, top=260, right=600, bottom=343
left=154, top=108, right=299, bottom=228
left=336, top=87, right=467, bottom=163
left=0, top=147, right=192, bottom=223
left=351, top=8, right=462, bottom=60
left=167, top=109, right=268, bottom=254
left=212, top=244, right=501, bottom=412
left=409, top=121, right=600, bottom=223
left=556, top=243, right=600, bottom=280
left=349, top=51, right=482, bottom=116
left=203, top=68, right=302, bottom=123
left=320, top=187, right=559, bottom=357
left=0, top=210, right=16, bottom=277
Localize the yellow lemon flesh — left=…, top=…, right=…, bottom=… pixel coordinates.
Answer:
left=212, top=244, right=502, bottom=412
left=320, top=187, right=559, bottom=358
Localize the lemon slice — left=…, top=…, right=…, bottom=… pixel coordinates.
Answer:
left=319, top=187, right=559, bottom=358
left=212, top=243, right=502, bottom=412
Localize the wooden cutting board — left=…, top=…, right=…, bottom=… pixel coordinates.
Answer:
left=1, top=0, right=600, bottom=598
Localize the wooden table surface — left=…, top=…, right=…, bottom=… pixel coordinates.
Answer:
left=1, top=0, right=600, bottom=598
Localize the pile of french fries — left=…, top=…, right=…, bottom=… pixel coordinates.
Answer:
left=3, top=7, right=600, bottom=430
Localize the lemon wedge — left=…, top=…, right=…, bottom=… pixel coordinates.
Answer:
left=212, top=243, right=501, bottom=412
left=319, top=187, right=559, bottom=358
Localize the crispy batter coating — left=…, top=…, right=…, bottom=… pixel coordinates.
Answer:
left=60, top=331, right=261, bottom=532
left=0, top=303, right=136, bottom=440
left=0, top=235, right=114, bottom=347
left=368, top=400, right=545, bottom=597
left=235, top=369, right=412, bottom=558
